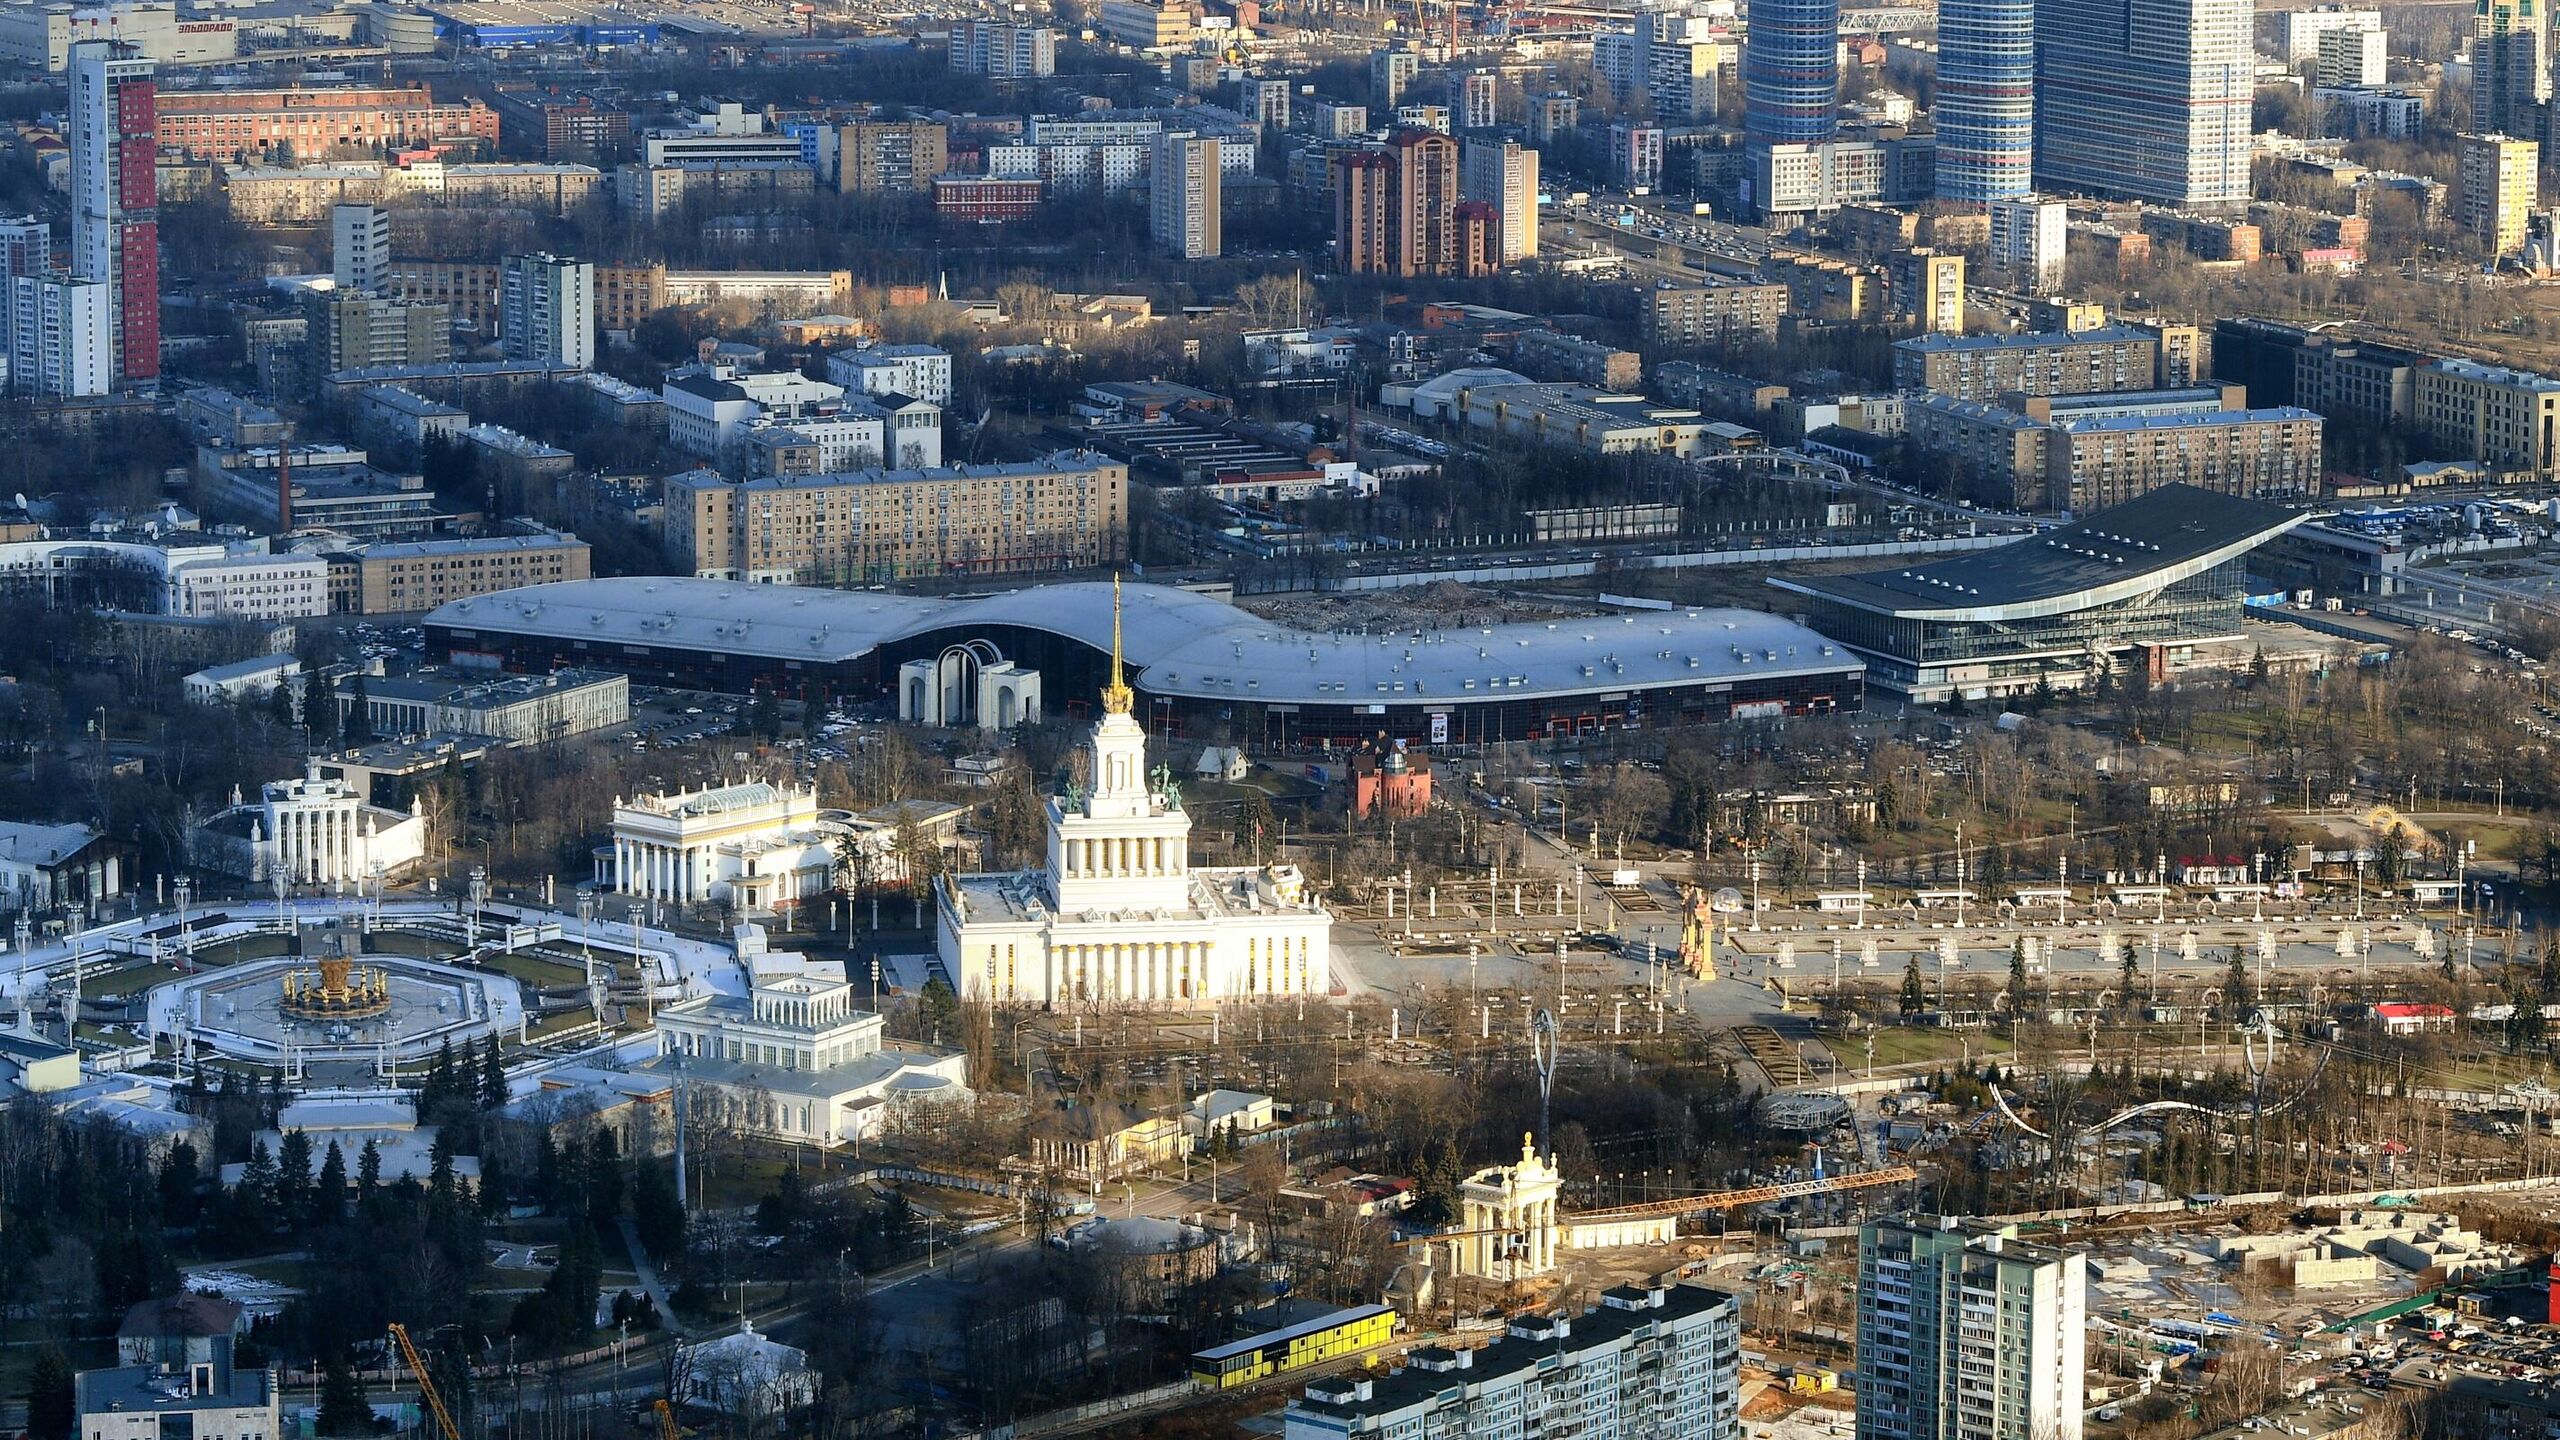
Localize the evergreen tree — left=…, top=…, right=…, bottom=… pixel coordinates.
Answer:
left=356, top=1136, right=382, bottom=1207
left=27, top=1347, right=73, bottom=1440
left=157, top=1140, right=202, bottom=1228
left=632, top=1160, right=685, bottom=1262
left=240, top=1139, right=281, bottom=1222
left=313, top=1141, right=347, bottom=1227
left=268, top=681, right=296, bottom=727
left=1899, top=956, right=1926, bottom=1019
left=316, top=1356, right=373, bottom=1436
left=301, top=670, right=336, bottom=746
left=275, top=1129, right=313, bottom=1228
left=2120, top=944, right=2141, bottom=1015
left=480, top=1035, right=507, bottom=1111
left=345, top=674, right=374, bottom=744
left=2226, top=950, right=2253, bottom=1012
left=584, top=1130, right=622, bottom=1230
left=2008, top=938, right=2030, bottom=1014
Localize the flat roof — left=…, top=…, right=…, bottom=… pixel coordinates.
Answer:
left=1771, top=484, right=2305, bottom=623
left=429, top=578, right=1860, bottom=705
left=1194, top=1303, right=1392, bottom=1361
left=1894, top=323, right=2156, bottom=355
left=2059, top=405, right=2323, bottom=434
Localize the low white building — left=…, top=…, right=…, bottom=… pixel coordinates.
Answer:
left=181, top=654, right=301, bottom=710
left=603, top=781, right=841, bottom=915
left=0, top=820, right=128, bottom=915
left=662, top=364, right=846, bottom=461
left=198, top=764, right=429, bottom=887
left=676, top=1320, right=816, bottom=1417
left=824, top=342, right=953, bottom=406
left=170, top=551, right=330, bottom=621
left=650, top=966, right=967, bottom=1148
left=600, top=782, right=958, bottom=917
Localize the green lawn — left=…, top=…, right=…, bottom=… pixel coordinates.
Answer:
left=1825, top=1026, right=2016, bottom=1069
left=86, top=962, right=182, bottom=999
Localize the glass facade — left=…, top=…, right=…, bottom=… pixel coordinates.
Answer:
left=1745, top=0, right=1842, bottom=145
left=1936, top=0, right=2036, bottom=199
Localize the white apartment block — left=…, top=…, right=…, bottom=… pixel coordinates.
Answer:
left=2316, top=26, right=2387, bottom=87
left=7, top=272, right=108, bottom=397
left=948, top=19, right=1055, bottom=77
left=1461, top=137, right=1540, bottom=263
left=1988, top=195, right=2068, bottom=292
left=1149, top=131, right=1222, bottom=259
left=500, top=252, right=594, bottom=370
left=825, top=343, right=952, bottom=405
left=2285, top=4, right=2381, bottom=62
left=171, top=551, right=330, bottom=620
left=1857, top=1217, right=2087, bottom=1440
left=331, top=203, right=389, bottom=293
left=1284, top=1284, right=1742, bottom=1440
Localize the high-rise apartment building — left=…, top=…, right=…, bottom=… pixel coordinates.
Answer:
left=499, top=252, right=595, bottom=371
left=1148, top=132, right=1222, bottom=259
left=1459, top=69, right=1500, bottom=129
left=1284, top=1285, right=1743, bottom=1440
left=8, top=274, right=108, bottom=397
left=2459, top=132, right=2539, bottom=254
left=2286, top=4, right=2381, bottom=60
left=1332, top=130, right=1461, bottom=276
left=1857, top=1217, right=2087, bottom=1440
left=1744, top=0, right=1841, bottom=144
left=1894, top=249, right=1967, bottom=334
left=303, top=291, right=453, bottom=385
left=1370, top=47, right=1418, bottom=108
left=69, top=39, right=156, bottom=387
left=947, top=19, right=1056, bottom=77
left=0, top=217, right=51, bottom=279
left=1529, top=93, right=1581, bottom=143
left=2473, top=0, right=2551, bottom=140
left=2034, top=0, right=2254, bottom=205
left=1989, top=195, right=2068, bottom=291
left=1245, top=77, right=1293, bottom=130
left=331, top=203, right=389, bottom=294
left=1461, top=138, right=1540, bottom=263
left=660, top=455, right=1128, bottom=583
left=824, top=120, right=949, bottom=194
left=1937, top=0, right=2036, bottom=199
left=2316, top=26, right=2388, bottom=85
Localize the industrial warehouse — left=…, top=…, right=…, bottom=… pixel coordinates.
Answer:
left=424, top=578, right=1863, bottom=743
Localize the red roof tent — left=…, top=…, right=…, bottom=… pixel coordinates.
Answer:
left=2373, top=1003, right=2456, bottom=1020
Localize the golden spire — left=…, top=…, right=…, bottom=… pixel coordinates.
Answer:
left=1101, top=573, right=1134, bottom=715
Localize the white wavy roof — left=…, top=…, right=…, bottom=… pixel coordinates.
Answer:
left=429, top=577, right=1859, bottom=704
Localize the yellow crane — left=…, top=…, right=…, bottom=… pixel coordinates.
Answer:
left=654, top=1399, right=681, bottom=1440
left=386, top=1323, right=460, bottom=1440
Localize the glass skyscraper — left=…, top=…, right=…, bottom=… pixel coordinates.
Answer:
left=2033, top=0, right=2255, bottom=206
left=1937, top=0, right=2036, bottom=199
left=1744, top=0, right=1841, bottom=145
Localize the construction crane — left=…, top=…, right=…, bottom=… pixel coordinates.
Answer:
left=654, top=1399, right=681, bottom=1440
left=386, top=1323, right=460, bottom=1440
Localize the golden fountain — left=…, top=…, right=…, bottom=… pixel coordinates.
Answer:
left=279, top=950, right=394, bottom=1022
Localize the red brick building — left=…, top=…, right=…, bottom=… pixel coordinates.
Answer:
left=156, top=86, right=498, bottom=160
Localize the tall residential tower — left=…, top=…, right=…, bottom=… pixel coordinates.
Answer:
left=1744, top=0, right=1841, bottom=145
left=2034, top=0, right=2255, bottom=205
left=69, top=39, right=156, bottom=387
left=1857, top=1216, right=2087, bottom=1440
left=1937, top=0, right=2037, bottom=199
